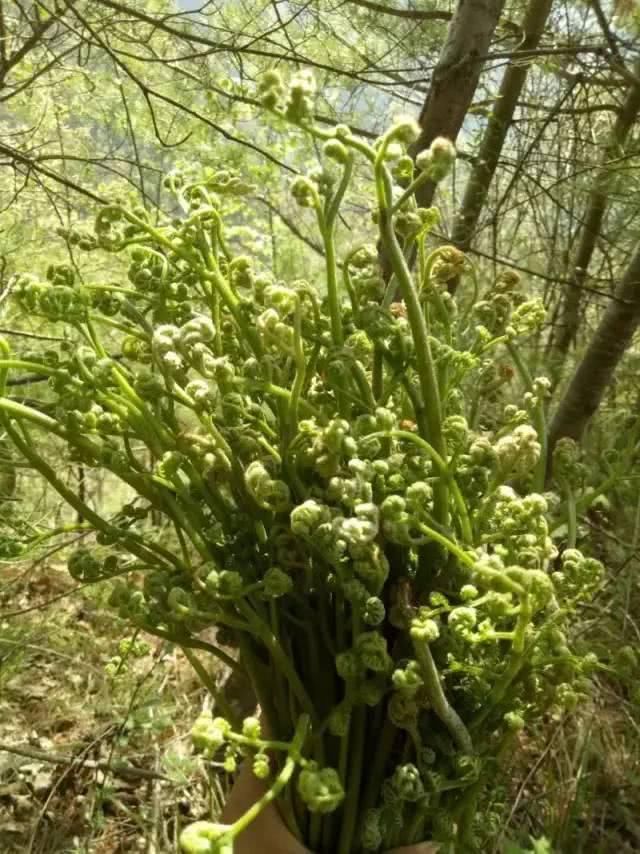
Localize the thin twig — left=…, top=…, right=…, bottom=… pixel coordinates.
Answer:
left=0, top=740, right=173, bottom=783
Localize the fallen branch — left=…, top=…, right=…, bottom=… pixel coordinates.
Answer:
left=0, top=740, right=174, bottom=784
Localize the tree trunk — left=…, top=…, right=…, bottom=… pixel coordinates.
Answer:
left=379, top=0, right=504, bottom=285
left=550, top=62, right=640, bottom=374
left=449, top=0, right=554, bottom=286
left=548, top=242, right=640, bottom=454
left=411, top=0, right=505, bottom=208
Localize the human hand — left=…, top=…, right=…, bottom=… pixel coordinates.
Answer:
left=221, top=760, right=438, bottom=853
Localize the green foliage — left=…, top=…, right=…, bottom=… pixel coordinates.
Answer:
left=0, top=74, right=608, bottom=853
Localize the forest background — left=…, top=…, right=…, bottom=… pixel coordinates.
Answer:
left=1, top=1, right=640, bottom=852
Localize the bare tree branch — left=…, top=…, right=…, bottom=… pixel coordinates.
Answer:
left=341, top=0, right=451, bottom=21
left=0, top=140, right=108, bottom=203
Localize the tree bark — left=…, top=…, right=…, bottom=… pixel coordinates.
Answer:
left=550, top=61, right=640, bottom=373
left=448, top=0, right=554, bottom=286
left=410, top=0, right=506, bottom=208
left=548, top=242, right=640, bottom=454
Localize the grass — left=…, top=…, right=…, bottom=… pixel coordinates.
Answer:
left=0, top=560, right=227, bottom=854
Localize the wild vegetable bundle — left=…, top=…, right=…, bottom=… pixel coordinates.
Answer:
left=0, top=72, right=603, bottom=853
